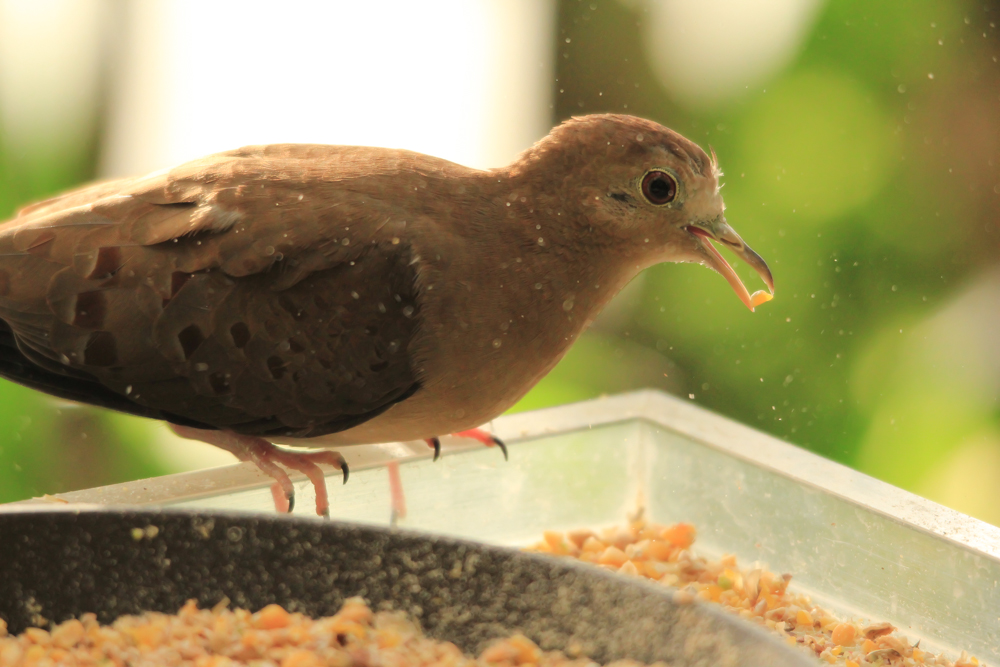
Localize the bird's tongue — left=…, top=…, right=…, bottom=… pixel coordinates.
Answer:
left=689, top=227, right=773, bottom=312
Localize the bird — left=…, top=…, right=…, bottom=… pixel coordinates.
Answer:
left=0, top=114, right=772, bottom=517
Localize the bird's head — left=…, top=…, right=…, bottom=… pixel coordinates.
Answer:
left=519, top=114, right=774, bottom=311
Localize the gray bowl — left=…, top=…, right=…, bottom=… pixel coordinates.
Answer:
left=0, top=508, right=815, bottom=666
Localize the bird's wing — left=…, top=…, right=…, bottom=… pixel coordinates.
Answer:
left=0, top=144, right=429, bottom=437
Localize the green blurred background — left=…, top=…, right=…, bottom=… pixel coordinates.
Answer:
left=1, top=0, right=998, bottom=526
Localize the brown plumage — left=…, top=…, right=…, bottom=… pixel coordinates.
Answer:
left=0, top=114, right=773, bottom=514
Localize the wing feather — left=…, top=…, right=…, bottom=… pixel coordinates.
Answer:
left=0, top=144, right=443, bottom=437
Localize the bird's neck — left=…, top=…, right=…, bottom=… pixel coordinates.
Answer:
left=479, top=182, right=642, bottom=362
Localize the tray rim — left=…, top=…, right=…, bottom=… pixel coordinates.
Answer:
left=5, top=389, right=999, bottom=562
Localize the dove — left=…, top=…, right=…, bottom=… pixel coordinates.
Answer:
left=0, top=114, right=773, bottom=516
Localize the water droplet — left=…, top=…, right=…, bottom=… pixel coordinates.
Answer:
left=342, top=238, right=350, bottom=246
left=351, top=291, right=359, bottom=299
left=265, top=246, right=275, bottom=256
left=562, top=299, right=574, bottom=311
left=537, top=237, right=545, bottom=246
left=194, top=362, right=208, bottom=371
left=534, top=283, right=543, bottom=290
left=636, top=133, right=644, bottom=142
left=402, top=305, right=414, bottom=317
left=125, top=385, right=132, bottom=394
left=492, top=338, right=502, bottom=348
left=378, top=303, right=386, bottom=313
left=391, top=237, right=400, bottom=245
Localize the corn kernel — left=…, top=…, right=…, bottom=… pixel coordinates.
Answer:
left=51, top=619, right=85, bottom=649
left=597, top=546, right=629, bottom=567
left=567, top=529, right=596, bottom=548
left=25, top=628, right=50, bottom=644
left=543, top=531, right=567, bottom=553
left=338, top=598, right=374, bottom=624
left=618, top=560, right=639, bottom=576
left=253, top=604, right=291, bottom=630
left=645, top=540, right=674, bottom=561
left=831, top=622, right=856, bottom=646
left=661, top=523, right=696, bottom=549
left=281, top=650, right=323, bottom=667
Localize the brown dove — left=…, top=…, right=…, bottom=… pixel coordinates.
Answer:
left=0, top=114, right=772, bottom=516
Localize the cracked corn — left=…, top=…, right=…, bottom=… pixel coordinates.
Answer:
left=0, top=596, right=665, bottom=667
left=526, top=519, right=984, bottom=667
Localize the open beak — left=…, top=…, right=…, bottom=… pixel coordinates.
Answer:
left=686, top=219, right=774, bottom=312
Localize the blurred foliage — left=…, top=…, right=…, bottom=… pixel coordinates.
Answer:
left=0, top=101, right=170, bottom=503
left=1, top=0, right=998, bottom=528
left=516, top=0, right=1000, bottom=525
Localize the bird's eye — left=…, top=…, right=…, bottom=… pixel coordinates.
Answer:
left=640, top=170, right=677, bottom=206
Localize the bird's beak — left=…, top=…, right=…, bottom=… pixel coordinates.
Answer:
left=686, top=218, right=774, bottom=312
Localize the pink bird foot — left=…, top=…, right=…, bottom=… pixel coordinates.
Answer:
left=169, top=424, right=348, bottom=518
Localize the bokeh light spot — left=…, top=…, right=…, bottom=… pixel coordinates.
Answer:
left=737, top=69, right=897, bottom=225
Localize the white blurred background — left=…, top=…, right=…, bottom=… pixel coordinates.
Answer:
left=0, top=0, right=998, bottom=527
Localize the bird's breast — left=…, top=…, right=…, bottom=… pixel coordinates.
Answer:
left=314, top=241, right=629, bottom=446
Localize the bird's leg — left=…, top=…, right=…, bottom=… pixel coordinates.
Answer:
left=386, top=459, right=407, bottom=526
left=387, top=429, right=504, bottom=524
left=168, top=424, right=348, bottom=518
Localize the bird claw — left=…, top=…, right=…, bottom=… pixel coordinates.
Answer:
left=491, top=435, right=508, bottom=461
left=454, top=428, right=508, bottom=461
left=425, top=437, right=442, bottom=461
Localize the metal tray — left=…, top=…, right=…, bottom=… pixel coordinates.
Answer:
left=7, top=390, right=1000, bottom=662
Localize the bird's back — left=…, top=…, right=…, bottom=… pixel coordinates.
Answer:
left=0, top=144, right=478, bottom=437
